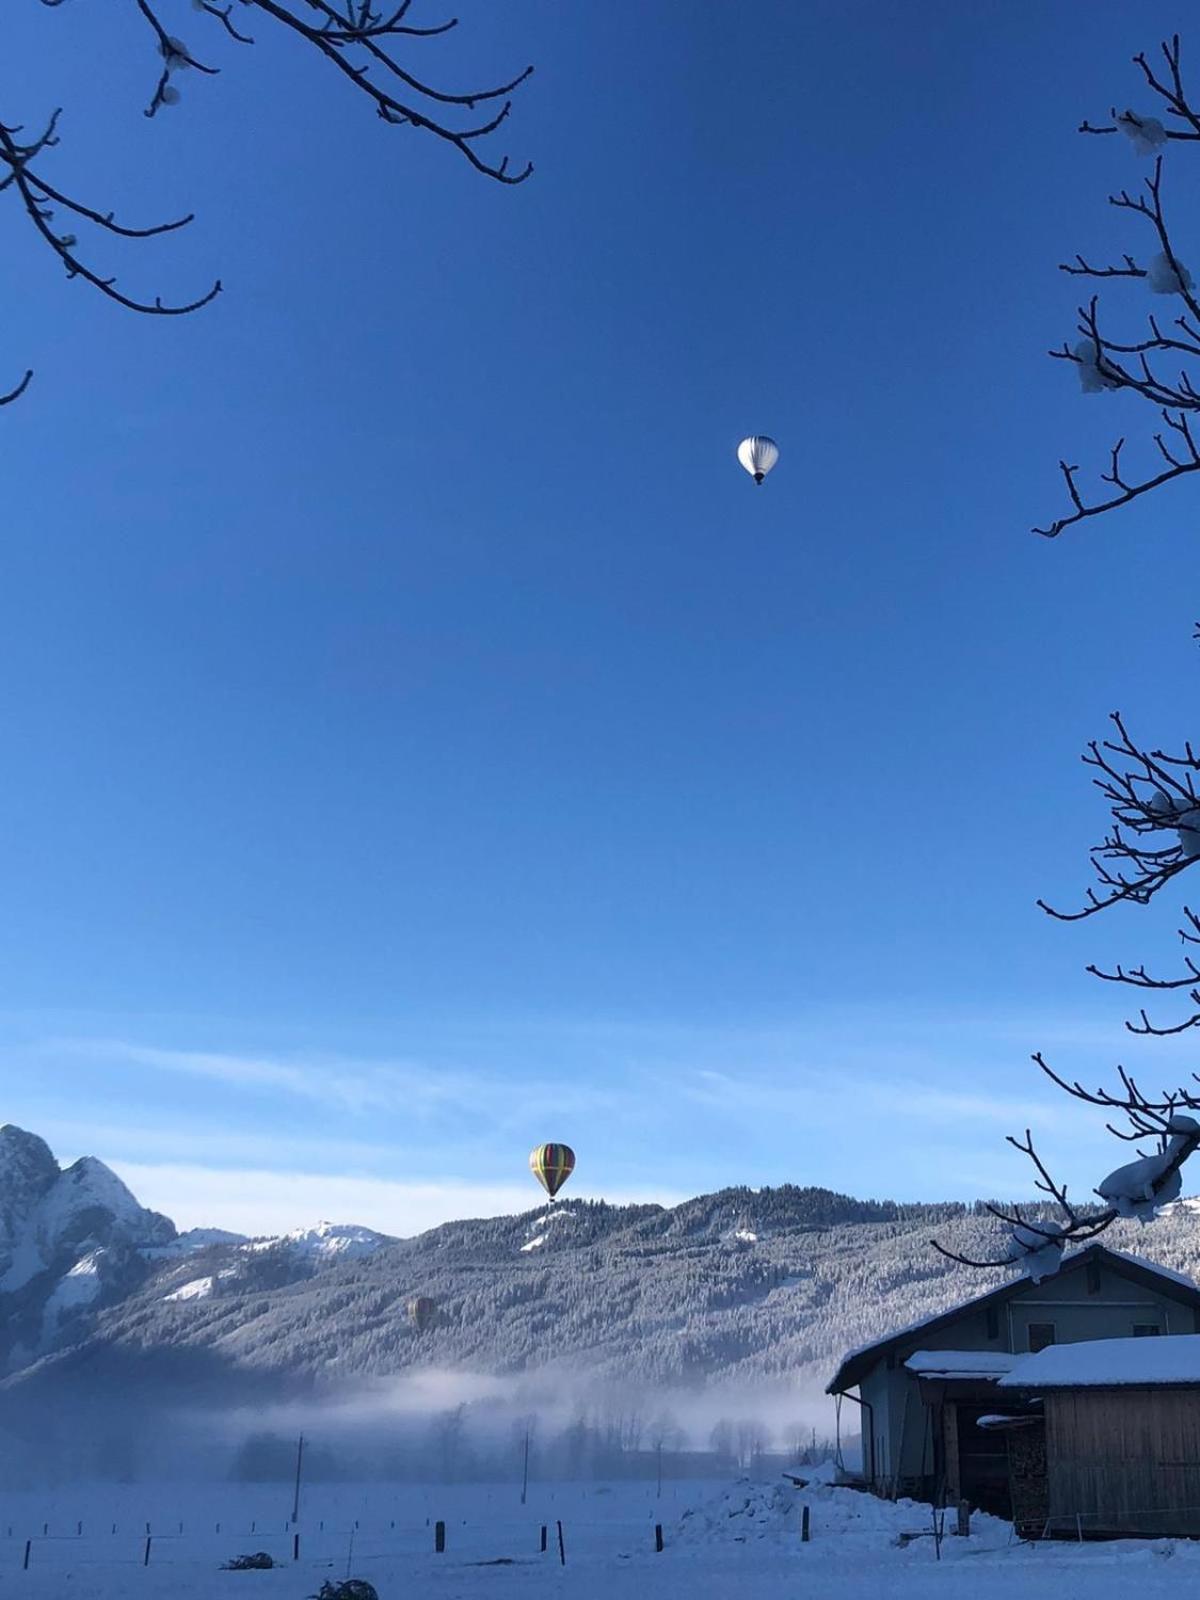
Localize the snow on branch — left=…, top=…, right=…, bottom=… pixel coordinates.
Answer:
left=125, top=0, right=534, bottom=181
left=1037, top=711, right=1200, bottom=922
left=1037, top=37, right=1200, bottom=537
left=932, top=1110, right=1200, bottom=1275
left=943, top=33, right=1200, bottom=1282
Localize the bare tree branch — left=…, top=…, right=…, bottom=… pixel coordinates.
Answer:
left=0, top=115, right=220, bottom=316
left=7, top=0, right=536, bottom=406
left=1038, top=46, right=1200, bottom=536
left=1037, top=711, right=1200, bottom=920
left=0, top=370, right=33, bottom=407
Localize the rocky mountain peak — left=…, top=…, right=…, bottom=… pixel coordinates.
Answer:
left=0, top=1126, right=61, bottom=1278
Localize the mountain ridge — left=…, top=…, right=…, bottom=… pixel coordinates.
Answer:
left=5, top=1123, right=1200, bottom=1411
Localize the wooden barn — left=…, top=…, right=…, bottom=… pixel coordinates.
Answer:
left=826, top=1244, right=1200, bottom=1515
left=996, top=1332, right=1200, bottom=1538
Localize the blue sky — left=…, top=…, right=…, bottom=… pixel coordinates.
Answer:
left=3, top=1, right=1199, bottom=1236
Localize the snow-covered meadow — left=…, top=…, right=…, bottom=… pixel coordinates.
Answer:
left=2, top=1472, right=1199, bottom=1599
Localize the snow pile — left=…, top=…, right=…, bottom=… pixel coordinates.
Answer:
left=1006, top=1219, right=1066, bottom=1283
left=1075, top=340, right=1121, bottom=393
left=905, top=1350, right=1018, bottom=1380
left=1117, top=110, right=1169, bottom=156
left=1097, top=1118, right=1200, bottom=1223
left=674, top=1476, right=1012, bottom=1553
left=1149, top=789, right=1200, bottom=858
left=1001, top=1331, right=1200, bottom=1390
left=1148, top=252, right=1194, bottom=296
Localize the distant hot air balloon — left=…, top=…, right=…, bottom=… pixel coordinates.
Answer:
left=407, top=1295, right=436, bottom=1332
left=737, top=435, right=779, bottom=485
left=529, top=1142, right=575, bottom=1203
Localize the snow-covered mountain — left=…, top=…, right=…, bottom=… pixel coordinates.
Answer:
left=0, top=1125, right=176, bottom=1370
left=7, top=1121, right=1200, bottom=1421
left=0, top=1126, right=392, bottom=1375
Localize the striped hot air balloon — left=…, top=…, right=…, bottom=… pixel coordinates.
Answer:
left=529, top=1142, right=575, bottom=1202
left=407, top=1295, right=437, bottom=1332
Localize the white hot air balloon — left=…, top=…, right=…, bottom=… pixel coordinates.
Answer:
left=737, top=435, right=779, bottom=485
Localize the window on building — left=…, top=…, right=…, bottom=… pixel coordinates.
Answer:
left=1133, top=1324, right=1161, bottom=1337
left=985, top=1307, right=1000, bottom=1340
left=1027, top=1323, right=1056, bottom=1353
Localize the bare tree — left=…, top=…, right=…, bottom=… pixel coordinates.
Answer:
left=936, top=35, right=1200, bottom=1274
left=1036, top=37, right=1200, bottom=540
left=4, top=0, right=534, bottom=402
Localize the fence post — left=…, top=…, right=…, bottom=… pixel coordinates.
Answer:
left=654, top=1524, right=664, bottom=1553
left=540, top=1525, right=548, bottom=1554
left=801, top=1505, right=810, bottom=1543
left=293, top=1533, right=300, bottom=1563
left=557, top=1520, right=566, bottom=1566
left=956, top=1500, right=970, bottom=1538
left=435, top=1520, right=446, bottom=1554
left=144, top=1537, right=153, bottom=1567
left=23, top=1540, right=30, bottom=1571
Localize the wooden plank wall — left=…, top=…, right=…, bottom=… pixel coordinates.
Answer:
left=1047, top=1389, right=1200, bottom=1536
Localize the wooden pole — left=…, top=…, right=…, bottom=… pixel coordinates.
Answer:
left=292, top=1434, right=305, bottom=1524
left=143, top=1537, right=153, bottom=1567
left=23, top=1540, right=31, bottom=1571
left=556, top=1519, right=566, bottom=1566
left=435, top=1520, right=446, bottom=1554
left=956, top=1500, right=970, bottom=1538
left=540, top=1525, right=548, bottom=1554
left=521, top=1429, right=530, bottom=1506
left=654, top=1523, right=664, bottom=1553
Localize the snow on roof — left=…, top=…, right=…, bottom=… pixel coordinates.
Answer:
left=1104, top=1248, right=1198, bottom=1292
left=905, top=1350, right=1019, bottom=1381
left=1000, top=1333, right=1200, bottom=1390
left=827, top=1243, right=1200, bottom=1394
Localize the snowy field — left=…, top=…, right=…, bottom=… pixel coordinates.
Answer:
left=1, top=1473, right=1198, bottom=1598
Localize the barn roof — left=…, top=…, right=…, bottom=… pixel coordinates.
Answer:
left=826, top=1244, right=1200, bottom=1395
left=904, top=1349, right=1019, bottom=1380
left=1000, top=1331, right=1200, bottom=1390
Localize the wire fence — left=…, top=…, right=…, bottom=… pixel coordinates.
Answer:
left=0, top=1510, right=690, bottom=1575
left=1030, top=1502, right=1200, bottom=1540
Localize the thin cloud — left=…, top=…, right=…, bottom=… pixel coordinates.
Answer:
left=36, top=1036, right=621, bottom=1125
left=110, top=1161, right=688, bottom=1239
left=683, top=1066, right=1074, bottom=1130
left=40, top=1037, right=497, bottom=1117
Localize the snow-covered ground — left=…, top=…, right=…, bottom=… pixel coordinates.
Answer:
left=2, top=1472, right=1200, bottom=1598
